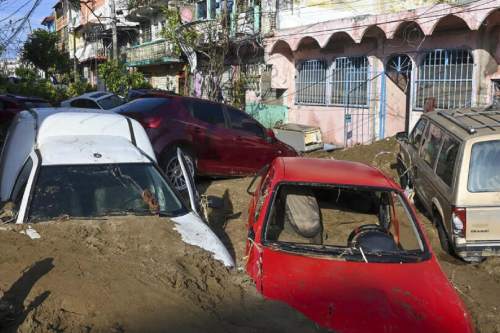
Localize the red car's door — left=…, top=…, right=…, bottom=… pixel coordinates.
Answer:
left=224, top=106, right=278, bottom=175
left=187, top=100, right=235, bottom=175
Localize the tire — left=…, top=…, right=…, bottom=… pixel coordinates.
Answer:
left=434, top=214, right=453, bottom=254
left=162, top=147, right=196, bottom=192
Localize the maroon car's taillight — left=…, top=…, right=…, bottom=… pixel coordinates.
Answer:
left=142, top=116, right=162, bottom=129
left=452, top=206, right=466, bottom=237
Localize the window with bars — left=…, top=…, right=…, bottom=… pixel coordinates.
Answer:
left=331, top=57, right=369, bottom=107
left=415, top=49, right=473, bottom=110
left=295, top=60, right=327, bottom=105
left=295, top=57, right=369, bottom=106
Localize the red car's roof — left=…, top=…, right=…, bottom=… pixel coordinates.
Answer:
left=276, top=157, right=395, bottom=189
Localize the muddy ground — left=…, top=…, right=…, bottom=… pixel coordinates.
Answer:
left=0, top=217, right=325, bottom=333
left=0, top=137, right=498, bottom=332
left=202, top=138, right=500, bottom=333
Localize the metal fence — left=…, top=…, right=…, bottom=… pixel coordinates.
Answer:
left=295, top=57, right=370, bottom=107
left=331, top=57, right=369, bottom=107
left=295, top=59, right=327, bottom=105
left=415, top=49, right=473, bottom=110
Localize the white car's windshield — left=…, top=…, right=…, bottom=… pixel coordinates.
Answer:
left=29, top=163, right=187, bottom=222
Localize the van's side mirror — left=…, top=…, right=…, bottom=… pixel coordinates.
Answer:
left=396, top=131, right=408, bottom=142
left=265, top=129, right=276, bottom=143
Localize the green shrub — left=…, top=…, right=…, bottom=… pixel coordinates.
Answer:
left=67, top=81, right=94, bottom=97
left=98, top=60, right=150, bottom=95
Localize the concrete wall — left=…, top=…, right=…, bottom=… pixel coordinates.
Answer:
left=246, top=103, right=288, bottom=128
left=275, top=0, right=439, bottom=30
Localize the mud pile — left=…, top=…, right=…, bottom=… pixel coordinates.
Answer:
left=0, top=217, right=324, bottom=333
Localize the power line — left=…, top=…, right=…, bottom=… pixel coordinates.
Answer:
left=1, top=0, right=43, bottom=53
left=0, top=0, right=34, bottom=24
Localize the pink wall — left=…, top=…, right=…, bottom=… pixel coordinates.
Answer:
left=385, top=76, right=407, bottom=137
left=288, top=105, right=346, bottom=145
left=262, top=1, right=500, bottom=146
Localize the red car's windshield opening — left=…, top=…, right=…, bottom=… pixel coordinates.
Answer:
left=263, top=183, right=430, bottom=263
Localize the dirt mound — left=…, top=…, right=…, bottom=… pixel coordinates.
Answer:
left=0, top=217, right=324, bottom=333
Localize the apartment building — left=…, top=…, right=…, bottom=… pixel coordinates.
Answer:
left=260, top=0, right=500, bottom=146
left=124, top=0, right=183, bottom=92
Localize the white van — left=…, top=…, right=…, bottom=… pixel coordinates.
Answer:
left=0, top=108, right=234, bottom=267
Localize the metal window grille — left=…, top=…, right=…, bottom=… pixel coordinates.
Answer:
left=415, top=49, right=473, bottom=110
left=295, top=60, right=327, bottom=105
left=331, top=57, right=369, bottom=107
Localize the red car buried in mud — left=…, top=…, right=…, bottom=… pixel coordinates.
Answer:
left=245, top=157, right=474, bottom=333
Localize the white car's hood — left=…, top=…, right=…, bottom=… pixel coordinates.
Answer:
left=171, top=213, right=235, bottom=268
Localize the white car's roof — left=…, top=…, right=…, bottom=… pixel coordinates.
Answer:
left=0, top=108, right=156, bottom=201
left=40, top=135, right=151, bottom=165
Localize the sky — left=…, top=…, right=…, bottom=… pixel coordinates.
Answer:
left=0, top=0, right=56, bottom=58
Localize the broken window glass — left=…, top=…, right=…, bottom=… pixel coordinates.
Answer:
left=264, top=184, right=425, bottom=262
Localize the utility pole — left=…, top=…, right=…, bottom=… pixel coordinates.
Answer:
left=110, top=0, right=118, bottom=60
left=64, top=0, right=78, bottom=82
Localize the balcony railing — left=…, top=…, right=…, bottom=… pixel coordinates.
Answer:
left=127, top=0, right=168, bottom=10
left=125, top=39, right=179, bottom=67
left=230, top=5, right=260, bottom=38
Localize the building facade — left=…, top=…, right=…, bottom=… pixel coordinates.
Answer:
left=261, top=0, right=500, bottom=146
left=125, top=1, right=183, bottom=92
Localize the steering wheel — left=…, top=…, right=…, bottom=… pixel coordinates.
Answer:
left=347, top=224, right=388, bottom=248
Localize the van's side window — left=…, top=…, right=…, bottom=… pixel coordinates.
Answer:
left=436, top=136, right=460, bottom=187
left=11, top=157, right=33, bottom=205
left=409, top=119, right=427, bottom=148
left=421, top=124, right=443, bottom=168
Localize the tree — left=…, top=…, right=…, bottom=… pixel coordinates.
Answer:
left=161, top=7, right=231, bottom=101
left=98, top=60, right=150, bottom=95
left=21, top=29, right=70, bottom=78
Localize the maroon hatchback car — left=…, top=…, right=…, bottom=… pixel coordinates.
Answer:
left=114, top=97, right=297, bottom=189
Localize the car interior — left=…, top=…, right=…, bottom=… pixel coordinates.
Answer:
left=28, top=164, right=183, bottom=221
left=265, top=184, right=423, bottom=253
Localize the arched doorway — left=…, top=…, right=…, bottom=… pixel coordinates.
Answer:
left=385, top=54, right=413, bottom=134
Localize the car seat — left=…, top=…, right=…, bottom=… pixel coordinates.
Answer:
left=279, top=187, right=323, bottom=245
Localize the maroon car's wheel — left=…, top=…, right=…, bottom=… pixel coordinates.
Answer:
left=164, top=149, right=195, bottom=191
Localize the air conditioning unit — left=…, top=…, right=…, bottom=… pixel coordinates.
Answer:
left=273, top=123, right=324, bottom=152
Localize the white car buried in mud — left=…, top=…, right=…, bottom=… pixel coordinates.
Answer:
left=0, top=108, right=234, bottom=267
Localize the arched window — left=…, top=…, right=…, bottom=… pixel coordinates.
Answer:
left=330, top=56, right=369, bottom=107
left=296, top=60, right=327, bottom=105
left=415, top=49, right=473, bottom=110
